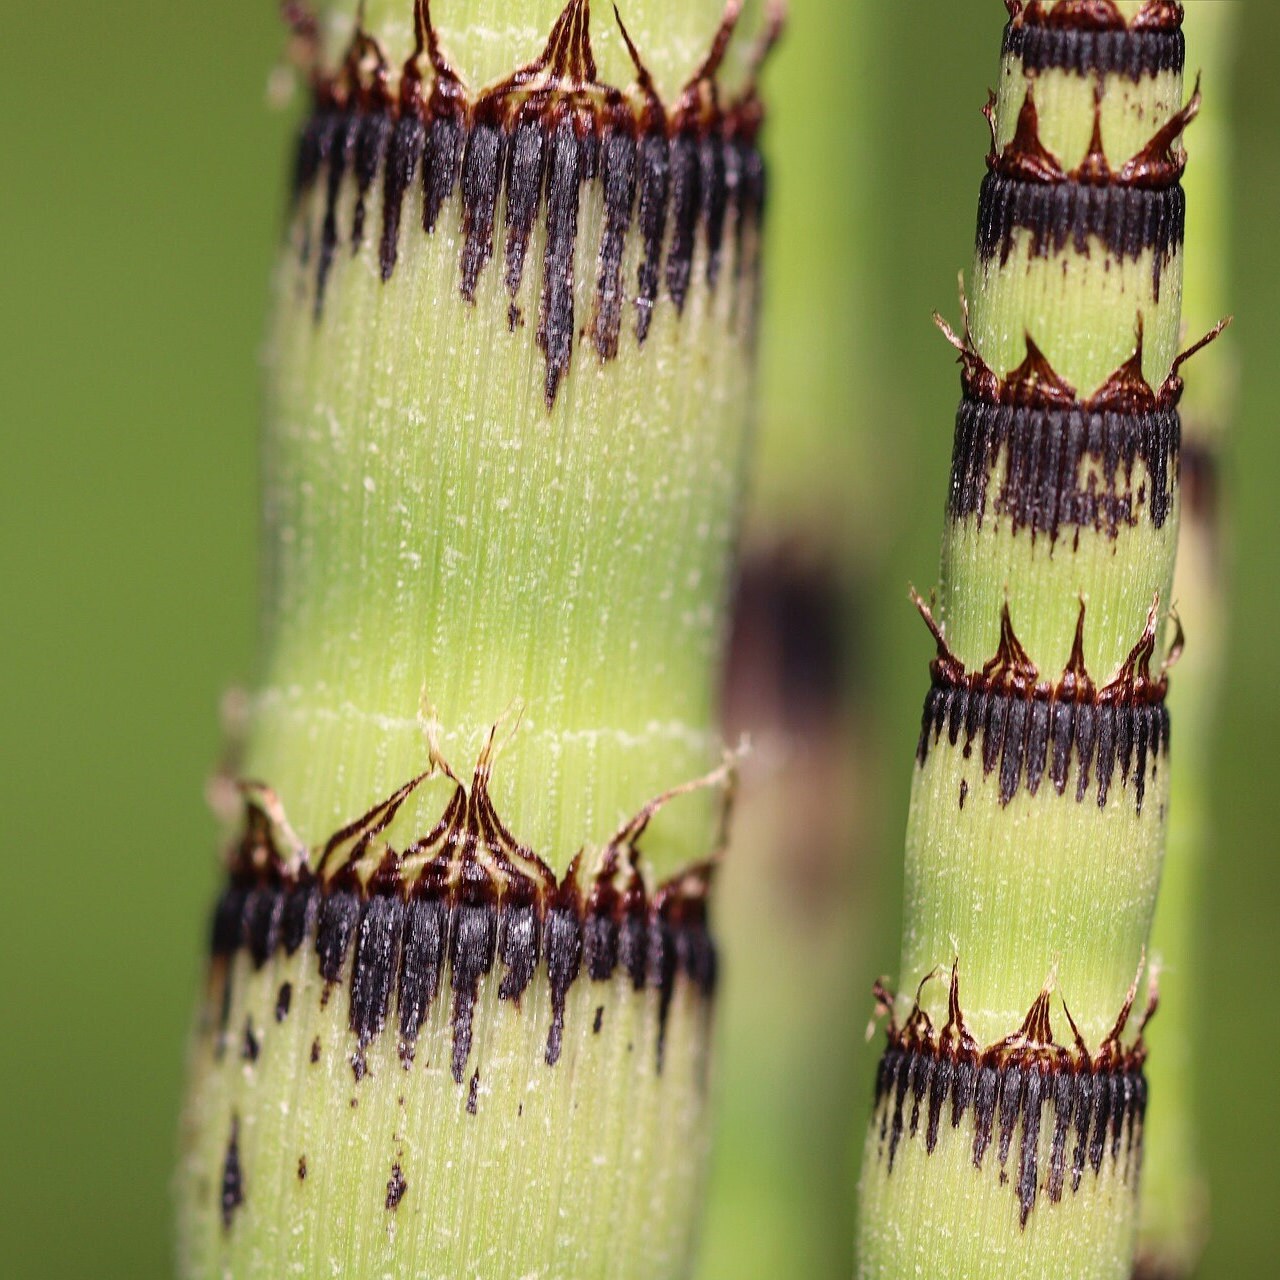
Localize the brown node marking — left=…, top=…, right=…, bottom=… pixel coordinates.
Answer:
left=1005, top=334, right=1078, bottom=408
left=1059, top=601, right=1097, bottom=702
left=394, top=1, right=465, bottom=121
left=1129, top=1, right=1185, bottom=33
left=871, top=961, right=1153, bottom=1223
left=209, top=728, right=734, bottom=1087
left=1075, top=86, right=1111, bottom=185
left=936, top=307, right=1230, bottom=413
left=988, top=78, right=1199, bottom=189
left=1005, top=0, right=1183, bottom=33
left=988, top=86, right=1064, bottom=183
left=1116, top=74, right=1201, bottom=187
left=911, top=592, right=1174, bottom=808
left=1088, top=315, right=1161, bottom=413
left=292, top=0, right=776, bottom=407
left=913, top=591, right=1173, bottom=708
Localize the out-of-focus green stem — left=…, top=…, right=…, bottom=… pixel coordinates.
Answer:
left=698, top=1, right=881, bottom=1272
left=1138, top=4, right=1239, bottom=1276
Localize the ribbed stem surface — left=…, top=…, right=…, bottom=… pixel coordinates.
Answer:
left=858, top=3, right=1199, bottom=1275
left=178, top=2, right=770, bottom=1275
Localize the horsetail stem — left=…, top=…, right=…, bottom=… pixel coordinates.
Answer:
left=857, top=4, right=1224, bottom=1276
left=1137, top=4, right=1239, bottom=1276
left=177, top=2, right=776, bottom=1276
left=699, top=1, right=878, bottom=1273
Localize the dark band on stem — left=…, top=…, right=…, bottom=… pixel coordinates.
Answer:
left=292, top=0, right=772, bottom=407
left=976, top=173, right=1184, bottom=294
left=209, top=757, right=721, bottom=1085
left=919, top=683, right=1169, bottom=809
left=1002, top=22, right=1184, bottom=79
left=914, top=598, right=1175, bottom=810
left=949, top=397, right=1180, bottom=539
left=871, top=965, right=1153, bottom=1226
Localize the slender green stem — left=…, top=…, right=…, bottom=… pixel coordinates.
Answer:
left=1138, top=4, right=1238, bottom=1275
left=697, top=0, right=880, bottom=1273
left=858, top=3, right=1206, bottom=1275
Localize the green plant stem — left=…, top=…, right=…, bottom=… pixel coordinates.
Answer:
left=697, top=1, right=882, bottom=1270
left=857, top=3, right=1199, bottom=1275
left=1138, top=4, right=1239, bottom=1275
left=177, top=2, right=771, bottom=1276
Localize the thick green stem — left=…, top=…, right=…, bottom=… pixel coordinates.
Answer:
left=178, top=2, right=771, bottom=1276
left=858, top=3, right=1201, bottom=1276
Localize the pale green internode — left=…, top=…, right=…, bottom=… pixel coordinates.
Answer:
left=857, top=4, right=1196, bottom=1276
left=255, top=0, right=765, bottom=871
left=178, top=1, right=771, bottom=1276
left=180, top=932, right=714, bottom=1279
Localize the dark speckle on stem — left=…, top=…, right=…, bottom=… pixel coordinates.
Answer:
left=385, top=1163, right=408, bottom=1211
left=221, top=1116, right=244, bottom=1230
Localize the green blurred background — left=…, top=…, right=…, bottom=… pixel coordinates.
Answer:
left=2, top=1, right=1276, bottom=1275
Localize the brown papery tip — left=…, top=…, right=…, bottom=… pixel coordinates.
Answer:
left=938, top=316, right=1192, bottom=412
left=1005, top=0, right=1183, bottom=33
left=209, top=735, right=733, bottom=1082
left=988, top=78, right=1199, bottom=188
left=871, top=960, right=1155, bottom=1223
left=290, top=0, right=779, bottom=406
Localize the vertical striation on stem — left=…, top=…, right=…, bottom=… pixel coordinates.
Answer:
left=178, top=3, right=775, bottom=1277
left=856, top=4, right=1221, bottom=1276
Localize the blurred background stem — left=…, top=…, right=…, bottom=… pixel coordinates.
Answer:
left=1138, top=4, right=1240, bottom=1276
left=700, top=1, right=885, bottom=1274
